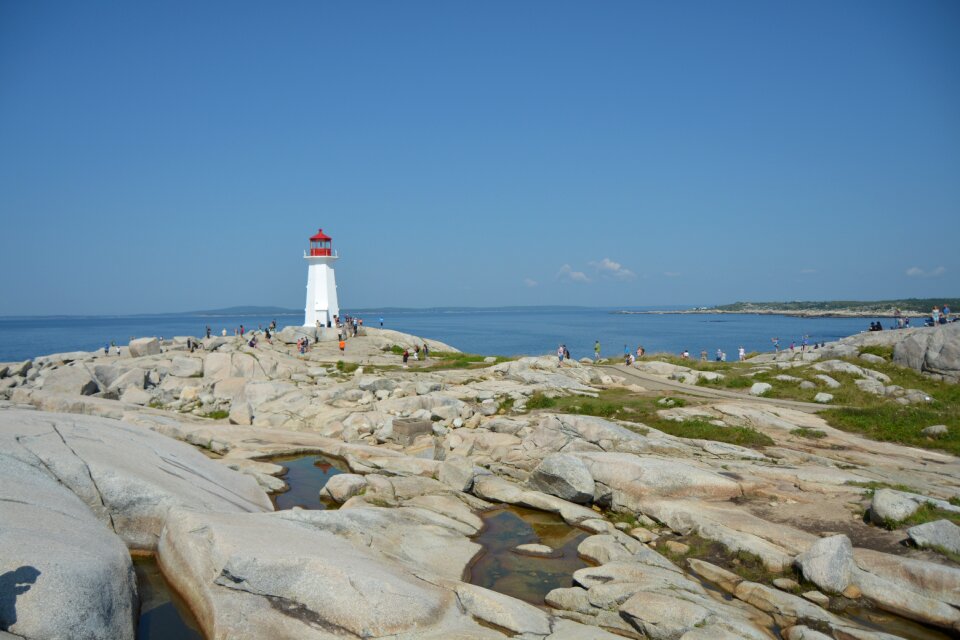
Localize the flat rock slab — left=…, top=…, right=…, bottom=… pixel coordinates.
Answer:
left=158, top=507, right=498, bottom=639
left=573, top=452, right=743, bottom=507
left=0, top=409, right=273, bottom=549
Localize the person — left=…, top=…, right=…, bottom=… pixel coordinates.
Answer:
left=563, top=345, right=570, bottom=360
left=802, top=336, right=808, bottom=351
left=248, top=335, right=257, bottom=348
left=904, top=317, right=911, bottom=328
left=700, top=349, right=707, bottom=361
left=789, top=342, right=795, bottom=352
left=339, top=339, right=346, bottom=353
left=738, top=346, right=746, bottom=361
left=379, top=317, right=384, bottom=328
left=932, top=307, right=941, bottom=326
left=557, top=345, right=565, bottom=366
left=206, top=325, right=211, bottom=339
left=104, top=343, right=109, bottom=355
left=239, top=324, right=245, bottom=337
left=681, top=349, right=690, bottom=360
left=716, top=348, right=722, bottom=362
left=264, top=327, right=272, bottom=344
left=636, top=345, right=643, bottom=359
left=422, top=343, right=429, bottom=360
left=772, top=337, right=780, bottom=352
left=221, top=328, right=227, bottom=337
left=721, top=351, right=727, bottom=362
left=402, top=349, right=409, bottom=367
left=594, top=341, right=601, bottom=362
left=624, top=352, right=632, bottom=365
left=943, top=304, right=951, bottom=321
left=316, top=319, right=321, bottom=332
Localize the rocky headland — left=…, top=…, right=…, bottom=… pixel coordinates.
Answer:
left=1, top=322, right=959, bottom=639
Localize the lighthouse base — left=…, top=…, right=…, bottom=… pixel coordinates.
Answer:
left=304, top=260, right=339, bottom=328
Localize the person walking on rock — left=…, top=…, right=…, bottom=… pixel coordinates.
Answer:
left=738, top=346, right=746, bottom=361
left=594, top=341, right=601, bottom=362
left=557, top=345, right=565, bottom=366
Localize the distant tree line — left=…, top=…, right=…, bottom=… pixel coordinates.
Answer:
left=713, top=299, right=960, bottom=313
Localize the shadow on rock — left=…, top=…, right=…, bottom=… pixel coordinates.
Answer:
left=0, top=566, right=41, bottom=630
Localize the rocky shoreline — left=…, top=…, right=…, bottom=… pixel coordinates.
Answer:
left=1, top=323, right=959, bottom=639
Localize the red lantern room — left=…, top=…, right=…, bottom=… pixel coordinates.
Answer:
left=308, top=228, right=332, bottom=256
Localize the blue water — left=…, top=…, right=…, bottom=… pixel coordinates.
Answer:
left=0, top=308, right=893, bottom=363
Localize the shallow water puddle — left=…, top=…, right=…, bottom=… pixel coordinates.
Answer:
left=268, top=454, right=345, bottom=510
left=468, top=506, right=589, bottom=605
left=133, top=554, right=202, bottom=640
left=838, top=601, right=953, bottom=640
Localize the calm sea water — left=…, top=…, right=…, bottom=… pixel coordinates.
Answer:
left=0, top=308, right=891, bottom=363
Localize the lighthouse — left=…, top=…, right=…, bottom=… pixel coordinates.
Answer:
left=303, top=228, right=340, bottom=328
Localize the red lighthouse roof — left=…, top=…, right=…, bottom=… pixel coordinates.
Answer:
left=310, top=228, right=331, bottom=241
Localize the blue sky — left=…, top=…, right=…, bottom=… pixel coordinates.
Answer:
left=1, top=1, right=957, bottom=315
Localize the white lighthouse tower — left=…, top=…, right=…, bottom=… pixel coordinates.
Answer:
left=303, top=228, right=340, bottom=328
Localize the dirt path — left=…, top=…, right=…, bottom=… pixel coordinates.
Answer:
left=599, top=364, right=837, bottom=413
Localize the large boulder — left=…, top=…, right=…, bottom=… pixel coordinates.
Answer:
left=274, top=325, right=317, bottom=345
left=907, top=520, right=960, bottom=555
left=128, top=337, right=161, bottom=358
left=0, top=454, right=137, bottom=639
left=893, top=323, right=960, bottom=381
left=38, top=364, right=100, bottom=395
left=0, top=409, right=273, bottom=549
left=795, top=534, right=855, bottom=594
left=526, top=454, right=595, bottom=504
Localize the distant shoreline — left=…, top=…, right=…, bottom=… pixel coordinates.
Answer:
left=613, top=309, right=924, bottom=319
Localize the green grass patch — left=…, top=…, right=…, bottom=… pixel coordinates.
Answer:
left=497, top=396, right=515, bottom=413
left=791, top=427, right=827, bottom=439
left=821, top=403, right=960, bottom=456
left=202, top=409, right=230, bottom=420
left=897, top=503, right=960, bottom=528
left=525, top=389, right=771, bottom=449
left=335, top=360, right=359, bottom=374
left=858, top=345, right=894, bottom=360
left=525, top=392, right=557, bottom=409
left=656, top=397, right=686, bottom=407
left=656, top=420, right=774, bottom=448
left=415, top=351, right=510, bottom=372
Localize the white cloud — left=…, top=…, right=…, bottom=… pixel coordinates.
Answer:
left=523, top=278, right=538, bottom=288
left=589, top=257, right=636, bottom=280
left=906, top=266, right=946, bottom=278
left=557, top=264, right=591, bottom=283
left=663, top=271, right=681, bottom=278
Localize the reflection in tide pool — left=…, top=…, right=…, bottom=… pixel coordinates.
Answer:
left=269, top=454, right=345, bottom=510
left=468, top=506, right=589, bottom=605
left=134, top=554, right=202, bottom=640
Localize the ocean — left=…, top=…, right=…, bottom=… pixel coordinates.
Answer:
left=0, top=307, right=891, bottom=363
